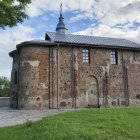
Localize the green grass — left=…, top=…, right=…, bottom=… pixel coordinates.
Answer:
left=0, top=108, right=140, bottom=140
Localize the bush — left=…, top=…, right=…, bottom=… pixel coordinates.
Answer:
left=25, top=120, right=33, bottom=128
left=0, top=77, right=10, bottom=97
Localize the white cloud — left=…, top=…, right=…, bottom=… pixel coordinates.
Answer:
left=25, top=0, right=140, bottom=29
left=26, top=0, right=60, bottom=17
left=49, top=13, right=56, bottom=17
left=26, top=4, right=43, bottom=17
left=70, top=12, right=94, bottom=22
left=0, top=25, right=34, bottom=78
left=100, top=1, right=140, bottom=26
left=69, top=0, right=140, bottom=43
left=74, top=23, right=140, bottom=44
left=25, top=0, right=95, bottom=18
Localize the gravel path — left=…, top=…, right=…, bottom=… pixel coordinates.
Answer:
left=0, top=107, right=77, bottom=127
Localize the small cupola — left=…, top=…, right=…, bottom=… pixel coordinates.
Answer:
left=56, top=3, right=68, bottom=35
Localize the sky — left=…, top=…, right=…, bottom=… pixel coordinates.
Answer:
left=0, top=0, right=140, bottom=79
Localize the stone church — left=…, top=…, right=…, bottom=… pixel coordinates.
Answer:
left=9, top=7, right=140, bottom=109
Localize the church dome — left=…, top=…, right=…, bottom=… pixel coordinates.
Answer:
left=56, top=4, right=68, bottom=35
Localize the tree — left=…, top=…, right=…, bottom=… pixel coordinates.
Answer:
left=0, top=77, right=10, bottom=97
left=0, top=0, right=31, bottom=29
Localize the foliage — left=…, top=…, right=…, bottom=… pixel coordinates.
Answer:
left=0, top=0, right=31, bottom=28
left=0, top=108, right=140, bottom=140
left=0, top=77, right=10, bottom=97
left=25, top=120, right=33, bottom=128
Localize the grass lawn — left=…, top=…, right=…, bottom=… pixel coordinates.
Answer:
left=0, top=108, right=140, bottom=140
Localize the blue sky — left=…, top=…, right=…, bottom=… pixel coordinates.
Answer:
left=0, top=0, right=140, bottom=78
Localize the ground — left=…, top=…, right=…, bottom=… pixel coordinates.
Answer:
left=0, top=107, right=140, bottom=140
left=0, top=107, right=77, bottom=127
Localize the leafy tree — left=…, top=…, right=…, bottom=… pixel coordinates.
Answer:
left=0, top=77, right=10, bottom=97
left=0, top=0, right=31, bottom=29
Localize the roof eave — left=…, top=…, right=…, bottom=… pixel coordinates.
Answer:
left=16, top=41, right=56, bottom=49
left=9, top=50, right=17, bottom=57
left=54, top=41, right=140, bottom=50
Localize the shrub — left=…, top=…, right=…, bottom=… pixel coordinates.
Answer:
left=25, top=120, right=33, bottom=128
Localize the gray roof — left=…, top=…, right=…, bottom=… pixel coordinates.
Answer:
left=46, top=32, right=140, bottom=49
left=17, top=39, right=54, bottom=46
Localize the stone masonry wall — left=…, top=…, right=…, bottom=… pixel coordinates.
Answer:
left=18, top=46, right=50, bottom=109
left=10, top=53, right=19, bottom=108
left=10, top=44, right=140, bottom=109
left=56, top=46, right=140, bottom=108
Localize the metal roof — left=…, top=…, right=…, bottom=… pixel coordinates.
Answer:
left=46, top=32, right=140, bottom=49
left=17, top=39, right=54, bottom=46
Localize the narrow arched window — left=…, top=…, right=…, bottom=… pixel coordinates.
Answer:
left=111, top=51, right=118, bottom=65
left=83, top=49, right=90, bottom=63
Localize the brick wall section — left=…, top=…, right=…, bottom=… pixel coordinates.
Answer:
left=10, top=44, right=140, bottom=109
left=18, top=46, right=50, bottom=109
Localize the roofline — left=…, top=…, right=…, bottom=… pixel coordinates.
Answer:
left=9, top=40, right=140, bottom=58
left=9, top=41, right=56, bottom=57
left=16, top=41, right=56, bottom=48
left=55, top=41, right=140, bottom=50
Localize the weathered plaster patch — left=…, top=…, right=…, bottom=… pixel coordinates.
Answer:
left=25, top=91, right=29, bottom=96
left=21, top=60, right=39, bottom=67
